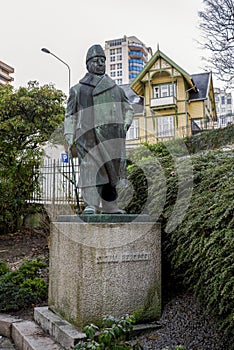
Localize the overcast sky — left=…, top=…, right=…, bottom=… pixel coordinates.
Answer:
left=1, top=0, right=223, bottom=95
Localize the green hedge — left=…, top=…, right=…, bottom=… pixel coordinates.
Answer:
left=123, top=147, right=234, bottom=343
left=0, top=259, right=48, bottom=311
left=185, top=124, right=234, bottom=153
left=169, top=151, right=234, bottom=340
left=127, top=124, right=234, bottom=160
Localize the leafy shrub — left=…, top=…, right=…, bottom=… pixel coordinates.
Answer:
left=0, top=82, right=65, bottom=234
left=0, top=261, right=10, bottom=276
left=74, top=314, right=143, bottom=350
left=0, top=259, right=48, bottom=311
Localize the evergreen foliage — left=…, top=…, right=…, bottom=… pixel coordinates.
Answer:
left=123, top=127, right=234, bottom=343
left=0, top=261, right=10, bottom=276
left=0, top=259, right=48, bottom=311
left=185, top=124, right=234, bottom=153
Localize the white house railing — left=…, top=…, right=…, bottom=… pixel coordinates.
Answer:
left=150, top=96, right=177, bottom=108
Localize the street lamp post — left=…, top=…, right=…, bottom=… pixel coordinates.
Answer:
left=41, top=48, right=80, bottom=213
left=41, top=48, right=71, bottom=92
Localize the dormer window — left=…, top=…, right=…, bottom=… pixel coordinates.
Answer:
left=153, top=83, right=176, bottom=99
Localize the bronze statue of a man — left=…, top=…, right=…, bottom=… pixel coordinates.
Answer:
left=64, top=44, right=134, bottom=214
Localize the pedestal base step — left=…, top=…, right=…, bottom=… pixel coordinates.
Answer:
left=34, top=306, right=162, bottom=349
left=34, top=307, right=85, bottom=349
left=57, top=213, right=151, bottom=223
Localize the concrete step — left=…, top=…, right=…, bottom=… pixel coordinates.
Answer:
left=1, top=309, right=161, bottom=350
left=33, top=306, right=162, bottom=349
left=0, top=315, right=64, bottom=350
left=34, top=307, right=86, bottom=349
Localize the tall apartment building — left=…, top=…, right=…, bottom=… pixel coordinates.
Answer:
left=104, top=35, right=152, bottom=85
left=0, top=60, right=14, bottom=85
left=214, top=88, right=234, bottom=127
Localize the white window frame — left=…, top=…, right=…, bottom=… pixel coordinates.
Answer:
left=161, top=85, right=168, bottom=97
left=157, top=116, right=174, bottom=138
left=153, top=83, right=176, bottom=99
left=126, top=119, right=139, bottom=140
left=154, top=87, right=159, bottom=98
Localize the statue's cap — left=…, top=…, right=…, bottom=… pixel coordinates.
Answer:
left=86, top=44, right=106, bottom=63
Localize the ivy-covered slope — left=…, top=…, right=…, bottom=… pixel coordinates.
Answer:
left=168, top=151, right=234, bottom=340
left=122, top=126, right=234, bottom=344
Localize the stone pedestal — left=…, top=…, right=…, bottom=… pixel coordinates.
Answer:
left=49, top=217, right=161, bottom=328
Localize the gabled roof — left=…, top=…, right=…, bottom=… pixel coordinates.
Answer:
left=130, top=49, right=197, bottom=95
left=189, top=72, right=211, bottom=101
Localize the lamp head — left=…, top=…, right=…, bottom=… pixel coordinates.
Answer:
left=41, top=48, right=51, bottom=54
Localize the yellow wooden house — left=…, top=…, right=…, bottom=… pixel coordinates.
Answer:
left=126, top=48, right=217, bottom=146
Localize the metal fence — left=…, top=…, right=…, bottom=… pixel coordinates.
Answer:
left=29, top=157, right=80, bottom=206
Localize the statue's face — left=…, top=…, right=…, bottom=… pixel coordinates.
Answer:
left=87, top=56, right=106, bottom=75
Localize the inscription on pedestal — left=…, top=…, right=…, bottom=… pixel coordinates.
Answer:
left=96, top=252, right=151, bottom=264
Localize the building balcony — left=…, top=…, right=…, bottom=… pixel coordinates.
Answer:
left=0, top=70, right=14, bottom=81
left=0, top=61, right=14, bottom=73
left=128, top=44, right=149, bottom=57
left=150, top=96, right=177, bottom=109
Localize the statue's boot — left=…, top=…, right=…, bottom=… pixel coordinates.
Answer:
left=83, top=206, right=97, bottom=215
left=82, top=187, right=100, bottom=214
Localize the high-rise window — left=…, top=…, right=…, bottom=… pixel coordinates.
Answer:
left=110, top=64, right=115, bottom=70
left=110, top=56, right=116, bottom=62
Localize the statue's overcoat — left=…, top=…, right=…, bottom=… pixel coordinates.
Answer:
left=64, top=73, right=134, bottom=187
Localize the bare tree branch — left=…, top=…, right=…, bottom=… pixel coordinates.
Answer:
left=199, top=0, right=234, bottom=86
